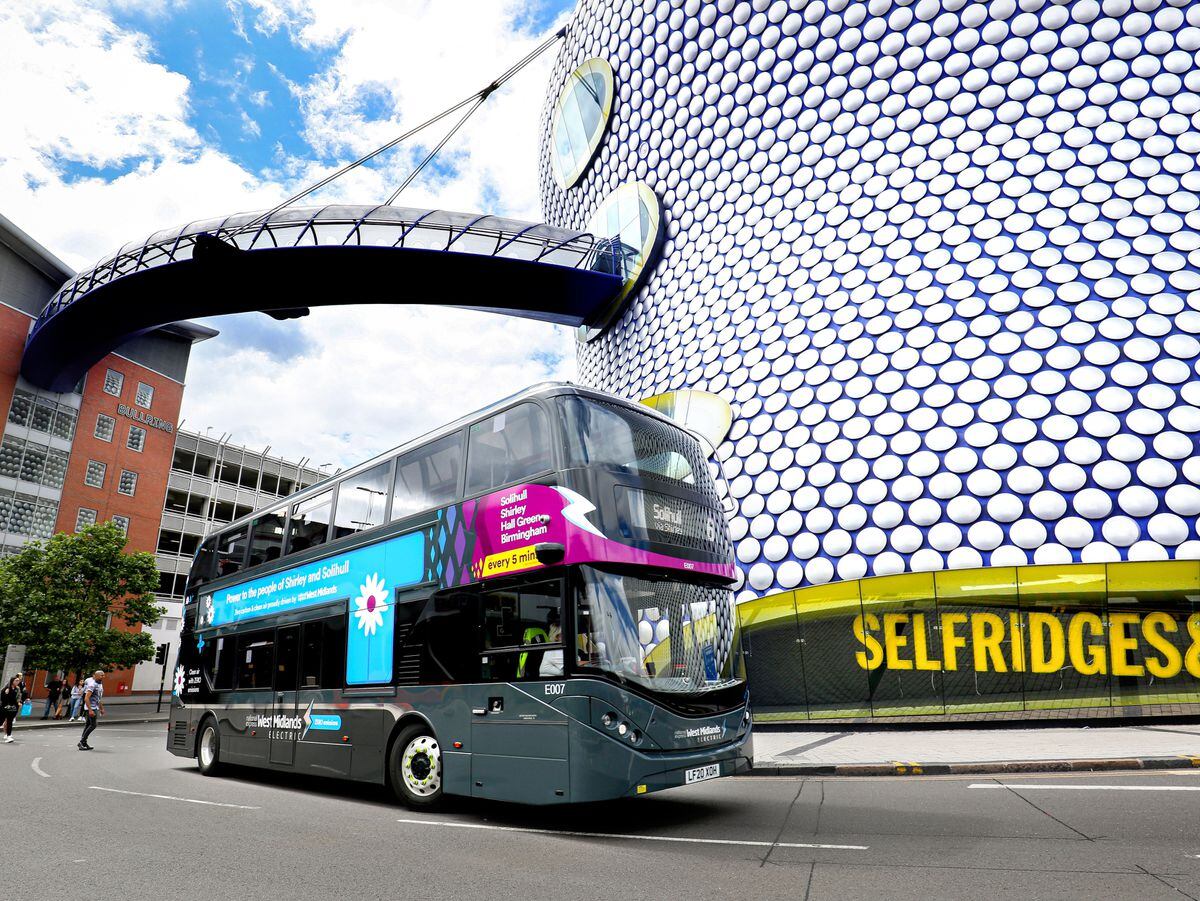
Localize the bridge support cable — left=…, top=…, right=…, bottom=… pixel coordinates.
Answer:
left=249, top=26, right=566, bottom=226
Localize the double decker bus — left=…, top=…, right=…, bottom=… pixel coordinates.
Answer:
left=168, top=383, right=750, bottom=806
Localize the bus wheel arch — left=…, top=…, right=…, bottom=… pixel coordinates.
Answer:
left=196, top=714, right=223, bottom=776
left=387, top=716, right=443, bottom=808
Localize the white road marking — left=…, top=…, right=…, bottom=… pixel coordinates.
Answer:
left=970, top=783, right=1200, bottom=792
left=30, top=757, right=49, bottom=778
left=396, top=818, right=868, bottom=851
left=90, top=786, right=260, bottom=809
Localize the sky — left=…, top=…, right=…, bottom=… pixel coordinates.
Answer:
left=0, top=0, right=579, bottom=469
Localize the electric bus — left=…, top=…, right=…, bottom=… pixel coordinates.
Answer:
left=168, top=383, right=750, bottom=806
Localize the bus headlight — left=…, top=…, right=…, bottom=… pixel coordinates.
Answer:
left=617, top=722, right=628, bottom=736
left=602, top=712, right=616, bottom=728
left=629, top=731, right=641, bottom=745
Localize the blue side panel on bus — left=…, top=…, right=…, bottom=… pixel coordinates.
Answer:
left=205, top=531, right=426, bottom=685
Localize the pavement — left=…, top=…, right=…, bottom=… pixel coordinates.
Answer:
left=2, top=724, right=1199, bottom=900
left=753, top=722, right=1200, bottom=776
left=12, top=698, right=171, bottom=730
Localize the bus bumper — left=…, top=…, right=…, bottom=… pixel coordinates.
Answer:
left=620, top=725, right=753, bottom=799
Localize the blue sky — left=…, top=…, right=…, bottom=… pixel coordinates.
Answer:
left=56, top=0, right=574, bottom=198
left=0, top=0, right=580, bottom=466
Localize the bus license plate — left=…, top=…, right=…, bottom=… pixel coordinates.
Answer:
left=685, top=764, right=721, bottom=785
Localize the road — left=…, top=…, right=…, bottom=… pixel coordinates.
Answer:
left=2, top=723, right=1198, bottom=901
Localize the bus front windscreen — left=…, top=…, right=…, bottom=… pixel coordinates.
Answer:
left=560, top=396, right=711, bottom=489
left=575, top=566, right=742, bottom=695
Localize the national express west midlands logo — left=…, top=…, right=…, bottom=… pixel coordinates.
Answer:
left=673, top=724, right=725, bottom=743
left=247, top=701, right=343, bottom=742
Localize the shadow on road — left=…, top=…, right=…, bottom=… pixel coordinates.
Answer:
left=167, top=758, right=743, bottom=833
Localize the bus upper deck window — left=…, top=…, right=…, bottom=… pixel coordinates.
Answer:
left=216, top=527, right=248, bottom=578
left=287, top=490, right=332, bottom=554
left=466, top=403, right=553, bottom=496
left=333, top=462, right=391, bottom=539
left=248, top=509, right=285, bottom=568
left=189, top=537, right=218, bottom=589
left=392, top=432, right=463, bottom=520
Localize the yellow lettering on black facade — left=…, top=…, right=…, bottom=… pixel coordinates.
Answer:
left=883, top=613, right=913, bottom=670
left=1068, top=612, right=1107, bottom=676
left=1008, top=612, right=1026, bottom=672
left=1141, top=612, right=1182, bottom=679
left=1027, top=613, right=1065, bottom=674
left=911, top=613, right=942, bottom=671
left=971, top=613, right=1006, bottom=673
left=845, top=608, right=1200, bottom=680
left=940, top=613, right=968, bottom=672
left=1108, top=612, right=1144, bottom=677
left=853, top=613, right=883, bottom=671
left=1185, top=613, right=1200, bottom=678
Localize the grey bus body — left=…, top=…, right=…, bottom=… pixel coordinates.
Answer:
left=169, top=384, right=750, bottom=805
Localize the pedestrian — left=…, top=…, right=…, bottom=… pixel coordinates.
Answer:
left=54, top=678, right=70, bottom=719
left=78, top=670, right=105, bottom=751
left=2, top=674, right=21, bottom=742
left=69, top=678, right=84, bottom=722
left=42, top=675, right=62, bottom=719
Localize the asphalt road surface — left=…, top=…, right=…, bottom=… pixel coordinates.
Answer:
left=3, top=724, right=1199, bottom=901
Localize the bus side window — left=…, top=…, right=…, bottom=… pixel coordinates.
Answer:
left=236, top=630, right=274, bottom=690
left=248, top=509, right=285, bottom=568
left=465, top=403, right=553, bottom=496
left=420, top=593, right=480, bottom=685
left=190, top=537, right=217, bottom=590
left=332, top=462, right=391, bottom=539
left=287, top=490, right=332, bottom=554
left=392, top=432, right=463, bottom=521
left=300, top=621, right=322, bottom=688
left=478, top=581, right=563, bottom=681
left=323, top=617, right=345, bottom=689
left=216, top=527, right=248, bottom=578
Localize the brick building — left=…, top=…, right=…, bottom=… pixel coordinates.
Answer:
left=0, top=212, right=216, bottom=700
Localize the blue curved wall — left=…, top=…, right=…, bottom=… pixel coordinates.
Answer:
left=539, top=0, right=1200, bottom=603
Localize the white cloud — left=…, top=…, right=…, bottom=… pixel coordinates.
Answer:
left=184, top=305, right=576, bottom=469
left=0, top=1, right=197, bottom=180
left=1, top=0, right=585, bottom=467
left=241, top=0, right=568, bottom=220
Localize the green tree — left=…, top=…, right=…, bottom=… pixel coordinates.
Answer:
left=0, top=522, right=162, bottom=677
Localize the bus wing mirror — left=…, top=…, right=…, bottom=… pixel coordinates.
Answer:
left=534, top=542, right=565, bottom=566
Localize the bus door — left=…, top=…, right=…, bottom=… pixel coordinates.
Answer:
left=469, top=581, right=570, bottom=804
left=270, top=625, right=300, bottom=766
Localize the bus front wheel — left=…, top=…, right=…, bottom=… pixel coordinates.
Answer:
left=197, top=719, right=222, bottom=776
left=389, top=723, right=442, bottom=808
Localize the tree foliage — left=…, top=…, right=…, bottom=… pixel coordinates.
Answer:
left=0, top=523, right=162, bottom=676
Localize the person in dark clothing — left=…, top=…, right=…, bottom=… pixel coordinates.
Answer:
left=78, top=671, right=105, bottom=751
left=42, top=676, right=62, bottom=719
left=2, top=674, right=21, bottom=742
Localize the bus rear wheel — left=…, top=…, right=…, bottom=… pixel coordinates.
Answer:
left=390, top=723, right=442, bottom=808
left=197, top=719, right=222, bottom=776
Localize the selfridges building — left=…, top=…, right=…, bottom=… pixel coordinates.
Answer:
left=538, top=0, right=1200, bottom=718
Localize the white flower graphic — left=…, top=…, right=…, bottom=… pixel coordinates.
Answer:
left=173, top=665, right=186, bottom=697
left=353, top=574, right=389, bottom=637
left=203, top=596, right=214, bottom=625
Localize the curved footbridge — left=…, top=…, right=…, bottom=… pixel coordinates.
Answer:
left=22, top=205, right=624, bottom=392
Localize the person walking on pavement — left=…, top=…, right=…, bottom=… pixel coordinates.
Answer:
left=2, top=674, right=22, bottom=742
left=78, top=670, right=105, bottom=751
left=68, top=678, right=84, bottom=722
left=42, top=675, right=62, bottom=719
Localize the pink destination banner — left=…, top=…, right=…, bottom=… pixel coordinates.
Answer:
left=466, top=483, right=734, bottom=582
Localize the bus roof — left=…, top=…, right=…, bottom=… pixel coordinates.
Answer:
left=206, top=382, right=690, bottom=539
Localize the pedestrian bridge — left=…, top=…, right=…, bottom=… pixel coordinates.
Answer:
left=21, top=205, right=624, bottom=392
